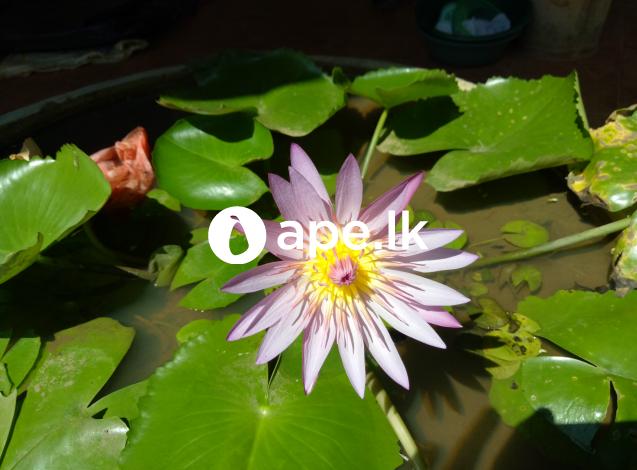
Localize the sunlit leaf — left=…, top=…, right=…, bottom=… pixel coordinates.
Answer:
left=611, top=212, right=637, bottom=292
left=500, top=220, right=549, bottom=248
left=568, top=105, right=637, bottom=212
left=0, top=145, right=111, bottom=284
left=153, top=114, right=271, bottom=210
left=171, top=237, right=262, bottom=310
left=159, top=50, right=346, bottom=136
left=518, top=290, right=637, bottom=379
left=2, top=318, right=134, bottom=469
left=491, top=290, right=637, bottom=459
left=120, top=316, right=401, bottom=469
left=146, top=188, right=181, bottom=212
left=349, top=68, right=458, bottom=108
left=379, top=74, right=592, bottom=191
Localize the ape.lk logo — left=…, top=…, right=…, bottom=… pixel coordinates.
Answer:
left=208, top=207, right=429, bottom=264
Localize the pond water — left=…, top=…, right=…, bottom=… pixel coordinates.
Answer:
left=1, top=75, right=615, bottom=469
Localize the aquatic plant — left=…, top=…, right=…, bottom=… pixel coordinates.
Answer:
left=1, top=49, right=636, bottom=469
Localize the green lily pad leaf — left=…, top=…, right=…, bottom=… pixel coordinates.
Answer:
left=491, top=290, right=637, bottom=456
left=468, top=281, right=488, bottom=297
left=611, top=213, right=637, bottom=292
left=146, top=188, right=181, bottom=212
left=160, top=50, right=347, bottom=136
left=490, top=356, right=611, bottom=450
left=380, top=74, right=592, bottom=191
left=2, top=336, right=41, bottom=389
left=568, top=105, right=637, bottom=212
left=474, top=311, right=541, bottom=379
left=414, top=209, right=437, bottom=224
left=511, top=265, right=542, bottom=292
left=153, top=114, right=272, bottom=210
left=0, top=389, right=16, bottom=457
left=349, top=68, right=458, bottom=108
left=120, top=316, right=401, bottom=470
left=148, top=245, right=184, bottom=287
left=0, top=235, right=43, bottom=285
left=429, top=220, right=467, bottom=248
left=189, top=227, right=209, bottom=245
left=518, top=290, right=637, bottom=380
left=500, top=220, right=549, bottom=248
left=171, top=237, right=262, bottom=310
left=471, top=268, right=494, bottom=283
left=473, top=297, right=508, bottom=330
left=87, top=381, right=148, bottom=421
left=2, top=318, right=134, bottom=469
left=0, top=145, right=111, bottom=284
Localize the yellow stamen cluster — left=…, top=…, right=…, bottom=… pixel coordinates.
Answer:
left=304, top=236, right=379, bottom=305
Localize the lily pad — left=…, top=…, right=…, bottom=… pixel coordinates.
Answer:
left=120, top=316, right=401, bottom=469
left=0, top=145, right=111, bottom=284
left=2, top=318, right=135, bottom=469
left=153, top=114, right=272, bottom=210
left=491, top=290, right=637, bottom=456
left=171, top=237, right=262, bottom=310
left=148, top=245, right=184, bottom=287
left=611, top=212, right=637, bottom=292
left=159, top=50, right=347, bottom=136
left=349, top=68, right=458, bottom=108
left=568, top=105, right=637, bottom=212
left=379, top=74, right=592, bottom=191
left=511, top=265, right=542, bottom=292
left=473, top=311, right=541, bottom=379
left=146, top=188, right=181, bottom=212
left=500, top=220, right=549, bottom=248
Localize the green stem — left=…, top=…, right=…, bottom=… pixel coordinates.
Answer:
left=367, top=372, right=428, bottom=470
left=473, top=217, right=631, bottom=268
left=360, top=109, right=388, bottom=179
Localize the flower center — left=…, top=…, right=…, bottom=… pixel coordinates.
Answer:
left=328, top=256, right=358, bottom=286
left=304, top=234, right=378, bottom=305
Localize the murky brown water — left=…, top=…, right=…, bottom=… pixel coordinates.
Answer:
left=2, top=75, right=615, bottom=469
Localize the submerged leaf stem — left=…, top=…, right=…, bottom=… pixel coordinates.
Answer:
left=473, top=217, right=631, bottom=268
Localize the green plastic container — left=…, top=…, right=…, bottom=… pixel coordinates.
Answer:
left=417, top=0, right=531, bottom=66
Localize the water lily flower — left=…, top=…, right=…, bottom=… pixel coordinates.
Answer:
left=90, top=127, right=154, bottom=208
left=222, top=145, right=477, bottom=397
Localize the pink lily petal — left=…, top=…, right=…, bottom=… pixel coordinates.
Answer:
left=290, top=143, right=331, bottom=203
left=408, top=249, right=479, bottom=273
left=222, top=261, right=299, bottom=294
left=360, top=173, right=423, bottom=235
left=370, top=294, right=446, bottom=348
left=263, top=220, right=305, bottom=260
left=385, top=229, right=464, bottom=255
left=381, top=268, right=470, bottom=306
left=361, top=310, right=409, bottom=390
left=381, top=248, right=478, bottom=272
left=335, top=154, right=363, bottom=224
left=414, top=306, right=462, bottom=328
left=268, top=174, right=303, bottom=222
left=289, top=167, right=332, bottom=223
left=227, top=284, right=298, bottom=341
left=336, top=313, right=367, bottom=398
left=303, top=313, right=336, bottom=394
left=256, top=298, right=313, bottom=364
